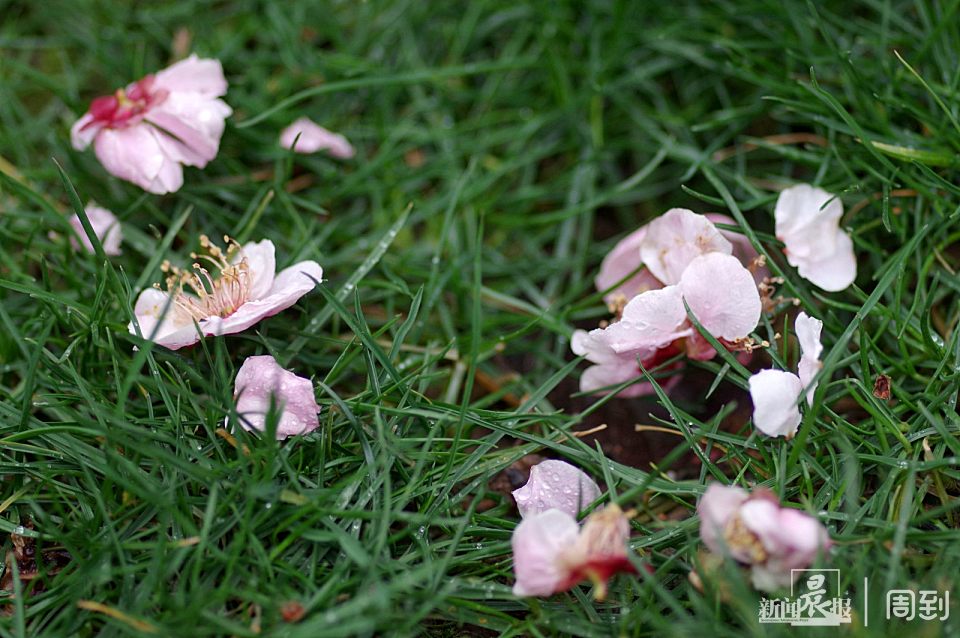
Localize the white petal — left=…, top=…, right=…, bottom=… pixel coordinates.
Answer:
left=280, top=117, right=355, bottom=158
left=748, top=369, right=804, bottom=438
left=774, top=184, right=842, bottom=260
left=93, top=125, right=183, bottom=194
left=639, top=209, right=732, bottom=284
left=795, top=230, right=857, bottom=292
left=236, top=239, right=277, bottom=301
left=679, top=253, right=761, bottom=341
left=615, top=285, right=692, bottom=350
left=796, top=312, right=824, bottom=406
left=512, top=460, right=601, bottom=519
left=153, top=54, right=228, bottom=96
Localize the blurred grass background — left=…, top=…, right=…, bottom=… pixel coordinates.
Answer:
left=2, top=0, right=960, bottom=635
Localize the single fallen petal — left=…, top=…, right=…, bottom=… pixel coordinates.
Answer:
left=775, top=184, right=856, bottom=291
left=795, top=312, right=824, bottom=405
left=639, top=209, right=733, bottom=285
left=232, top=354, right=320, bottom=439
left=748, top=369, right=804, bottom=438
left=69, top=204, right=122, bottom=255
left=512, top=459, right=602, bottom=519
left=280, top=117, right=355, bottom=158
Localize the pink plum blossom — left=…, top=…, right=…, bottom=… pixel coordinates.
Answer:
left=748, top=312, right=824, bottom=437
left=280, top=117, right=355, bottom=158
left=774, top=185, right=856, bottom=291
left=69, top=203, right=122, bottom=255
left=71, top=54, right=232, bottom=194
left=512, top=460, right=602, bottom=519
left=573, top=253, right=761, bottom=395
left=697, top=484, right=831, bottom=591
left=512, top=504, right=634, bottom=599
left=128, top=236, right=322, bottom=350
left=596, top=212, right=763, bottom=310
left=231, top=355, right=320, bottom=439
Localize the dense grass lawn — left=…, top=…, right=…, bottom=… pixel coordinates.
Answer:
left=3, top=0, right=960, bottom=635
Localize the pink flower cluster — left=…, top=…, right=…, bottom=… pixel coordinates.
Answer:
left=698, top=484, right=831, bottom=591
left=573, top=209, right=763, bottom=396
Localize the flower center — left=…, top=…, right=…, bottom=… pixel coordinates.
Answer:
left=156, top=235, right=252, bottom=322
left=83, top=75, right=168, bottom=130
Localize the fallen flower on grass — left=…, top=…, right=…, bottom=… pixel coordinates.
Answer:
left=71, top=54, right=231, bottom=194
left=748, top=312, right=823, bottom=438
left=230, top=355, right=320, bottom=439
left=775, top=184, right=856, bottom=291
left=596, top=211, right=763, bottom=309
left=697, top=483, right=831, bottom=591
left=68, top=203, right=122, bottom=255
left=512, top=459, right=602, bottom=519
left=574, top=252, right=762, bottom=395
left=512, top=504, right=635, bottom=599
left=128, top=236, right=322, bottom=350
left=280, top=117, right=355, bottom=158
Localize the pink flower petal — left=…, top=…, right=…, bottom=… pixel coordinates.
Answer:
left=280, top=117, right=355, bottom=158
left=70, top=113, right=101, bottom=151
left=697, top=484, right=749, bottom=554
left=614, top=285, right=692, bottom=351
left=233, top=355, right=320, bottom=439
left=594, top=226, right=663, bottom=306
left=512, top=460, right=602, bottom=519
left=705, top=213, right=767, bottom=282
left=639, top=209, right=733, bottom=285
left=128, top=288, right=201, bottom=349
left=679, top=253, right=761, bottom=341
left=69, top=204, right=122, bottom=255
left=795, top=312, right=823, bottom=406
left=511, top=509, right=580, bottom=596
left=748, top=369, right=804, bottom=437
left=93, top=125, right=184, bottom=194
left=153, top=54, right=228, bottom=96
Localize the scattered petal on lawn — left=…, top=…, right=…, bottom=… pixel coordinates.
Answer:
left=71, top=54, right=231, bottom=194
left=512, top=460, right=602, bottom=519
left=795, top=312, right=823, bottom=405
left=69, top=203, right=122, bottom=255
left=280, top=117, right=355, bottom=158
left=697, top=484, right=831, bottom=591
left=774, top=184, right=856, bottom=291
left=128, top=236, right=322, bottom=350
left=748, top=369, right=804, bottom=438
left=512, top=505, right=634, bottom=599
left=639, top=209, right=733, bottom=285
left=231, top=355, right=320, bottom=439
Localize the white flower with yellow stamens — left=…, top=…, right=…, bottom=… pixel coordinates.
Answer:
left=128, top=237, right=322, bottom=350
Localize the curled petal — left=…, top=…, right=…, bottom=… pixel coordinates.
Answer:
left=639, top=209, right=732, bottom=285
left=680, top=253, right=761, bottom=341
left=237, top=239, right=277, bottom=300
left=795, top=312, right=824, bottom=406
left=280, top=117, right=355, bottom=158
left=127, top=288, right=200, bottom=349
left=70, top=113, right=101, bottom=151
left=748, top=369, right=804, bottom=438
left=512, top=460, right=602, bottom=519
left=794, top=229, right=856, bottom=292
left=94, top=126, right=184, bottom=194
left=233, top=355, right=320, bottom=439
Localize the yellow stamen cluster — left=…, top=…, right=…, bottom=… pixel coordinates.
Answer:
left=724, top=514, right=768, bottom=563
left=155, top=235, right=251, bottom=322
